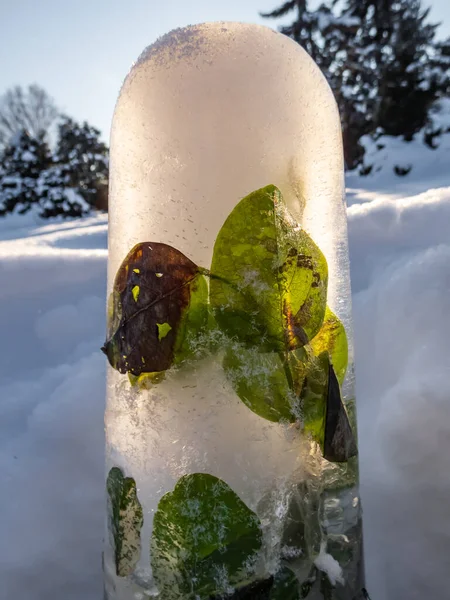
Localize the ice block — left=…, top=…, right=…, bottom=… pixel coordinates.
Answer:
left=103, top=22, right=366, bottom=600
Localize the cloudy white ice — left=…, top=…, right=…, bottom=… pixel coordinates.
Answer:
left=0, top=123, right=449, bottom=599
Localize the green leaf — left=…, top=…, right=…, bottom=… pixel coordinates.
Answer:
left=210, top=185, right=328, bottom=353
left=223, top=345, right=308, bottom=423
left=224, top=344, right=356, bottom=462
left=222, top=340, right=329, bottom=436
left=310, top=307, right=348, bottom=385
left=106, top=467, right=143, bottom=577
left=151, top=473, right=263, bottom=599
left=301, top=352, right=329, bottom=444
left=102, top=242, right=208, bottom=375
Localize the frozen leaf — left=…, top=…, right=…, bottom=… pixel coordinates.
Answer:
left=224, top=344, right=355, bottom=462
left=102, top=242, right=208, bottom=375
left=151, top=473, right=262, bottom=599
left=301, top=353, right=357, bottom=461
left=310, top=308, right=348, bottom=385
left=106, top=467, right=143, bottom=577
left=323, top=363, right=358, bottom=462
left=223, top=345, right=307, bottom=423
left=210, top=185, right=328, bottom=353
left=301, top=352, right=329, bottom=444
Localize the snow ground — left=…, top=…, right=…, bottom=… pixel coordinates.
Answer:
left=0, top=169, right=449, bottom=599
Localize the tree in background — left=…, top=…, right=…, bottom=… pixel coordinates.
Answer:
left=261, top=1, right=360, bottom=70
left=262, top=0, right=450, bottom=168
left=37, top=162, right=91, bottom=220
left=422, top=35, right=450, bottom=148
left=54, top=117, right=109, bottom=208
left=261, top=1, right=323, bottom=64
left=0, top=85, right=59, bottom=151
left=0, top=113, right=109, bottom=218
left=0, top=131, right=51, bottom=215
left=348, top=0, right=446, bottom=138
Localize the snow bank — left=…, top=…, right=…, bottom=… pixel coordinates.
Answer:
left=0, top=178, right=450, bottom=599
left=0, top=215, right=107, bottom=600
left=348, top=186, right=450, bottom=292
left=349, top=185, right=450, bottom=600
left=0, top=354, right=105, bottom=600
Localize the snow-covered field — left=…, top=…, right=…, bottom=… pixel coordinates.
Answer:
left=0, top=143, right=449, bottom=599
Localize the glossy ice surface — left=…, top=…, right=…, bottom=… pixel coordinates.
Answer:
left=104, top=22, right=365, bottom=600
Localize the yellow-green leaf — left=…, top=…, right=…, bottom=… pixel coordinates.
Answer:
left=209, top=185, right=328, bottom=353
left=223, top=344, right=308, bottom=423
left=310, top=307, right=348, bottom=385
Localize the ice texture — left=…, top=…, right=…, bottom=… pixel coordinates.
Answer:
left=105, top=22, right=363, bottom=599
left=314, top=543, right=344, bottom=586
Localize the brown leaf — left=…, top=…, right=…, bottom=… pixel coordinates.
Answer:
left=102, top=242, right=206, bottom=375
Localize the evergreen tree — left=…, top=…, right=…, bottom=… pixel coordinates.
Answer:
left=260, top=1, right=358, bottom=71
left=262, top=0, right=450, bottom=169
left=352, top=0, right=444, bottom=138
left=38, top=163, right=91, bottom=219
left=261, top=0, right=369, bottom=166
left=55, top=117, right=109, bottom=208
left=0, top=130, right=51, bottom=215
left=320, top=6, right=373, bottom=167
left=0, top=116, right=108, bottom=218
left=422, top=36, right=450, bottom=148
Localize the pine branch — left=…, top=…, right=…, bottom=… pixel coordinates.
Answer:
left=260, top=0, right=298, bottom=19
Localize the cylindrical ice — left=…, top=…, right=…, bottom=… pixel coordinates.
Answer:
left=104, top=22, right=365, bottom=600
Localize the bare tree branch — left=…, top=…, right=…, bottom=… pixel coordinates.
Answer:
left=0, top=84, right=59, bottom=150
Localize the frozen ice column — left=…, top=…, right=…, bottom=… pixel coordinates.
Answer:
left=104, top=22, right=366, bottom=600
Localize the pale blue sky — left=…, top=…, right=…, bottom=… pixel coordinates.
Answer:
left=1, top=0, right=449, bottom=141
